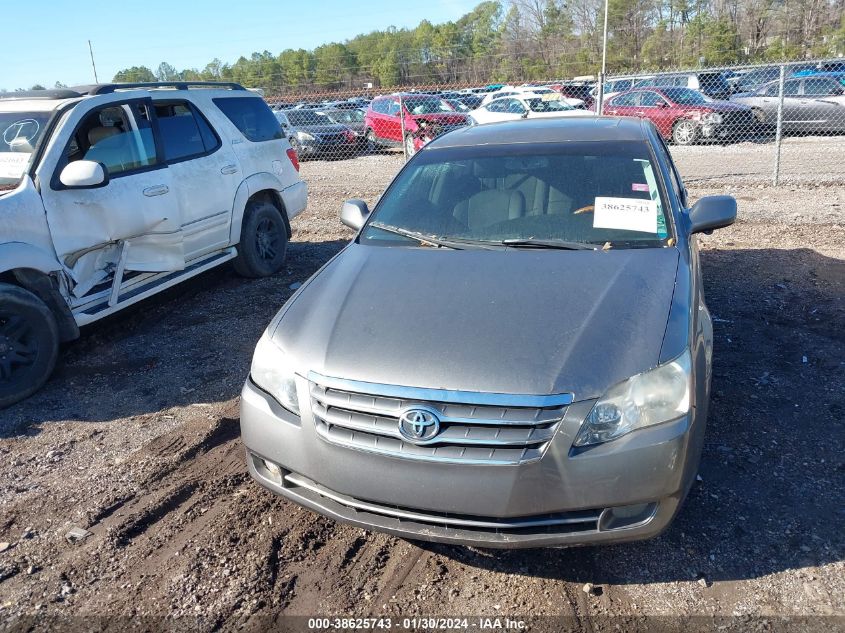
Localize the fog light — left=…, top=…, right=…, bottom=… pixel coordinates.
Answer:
left=263, top=459, right=282, bottom=481
left=599, top=502, right=657, bottom=531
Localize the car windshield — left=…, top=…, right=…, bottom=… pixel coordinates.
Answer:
left=360, top=141, right=672, bottom=249
left=403, top=97, right=454, bottom=115
left=286, top=110, right=332, bottom=126
left=526, top=97, right=574, bottom=112
left=662, top=88, right=708, bottom=105
left=325, top=109, right=364, bottom=124
left=0, top=111, right=52, bottom=189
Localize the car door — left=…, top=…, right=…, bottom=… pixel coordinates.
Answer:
left=637, top=91, right=675, bottom=137
left=798, top=78, right=843, bottom=131
left=37, top=95, right=183, bottom=298
left=780, top=79, right=802, bottom=128
left=604, top=91, right=638, bottom=116
left=151, top=98, right=240, bottom=261
left=383, top=99, right=403, bottom=143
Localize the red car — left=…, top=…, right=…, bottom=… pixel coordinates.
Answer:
left=604, top=87, right=754, bottom=145
left=364, top=93, right=469, bottom=155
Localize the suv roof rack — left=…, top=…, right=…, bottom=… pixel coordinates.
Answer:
left=0, top=89, right=85, bottom=100
left=73, top=82, right=247, bottom=95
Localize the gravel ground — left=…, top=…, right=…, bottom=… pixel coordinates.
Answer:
left=0, top=137, right=843, bottom=632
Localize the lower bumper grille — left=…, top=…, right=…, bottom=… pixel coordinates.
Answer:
left=308, top=372, right=571, bottom=465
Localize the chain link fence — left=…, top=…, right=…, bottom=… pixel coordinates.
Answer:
left=263, top=57, right=845, bottom=187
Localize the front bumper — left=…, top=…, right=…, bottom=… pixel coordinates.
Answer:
left=240, top=377, right=703, bottom=548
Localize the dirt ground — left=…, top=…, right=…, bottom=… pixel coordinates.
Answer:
left=1, top=140, right=843, bottom=632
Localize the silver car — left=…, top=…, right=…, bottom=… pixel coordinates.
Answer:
left=731, top=75, right=845, bottom=132
left=240, top=117, right=737, bottom=548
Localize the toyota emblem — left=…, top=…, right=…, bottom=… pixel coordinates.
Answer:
left=398, top=407, right=441, bottom=444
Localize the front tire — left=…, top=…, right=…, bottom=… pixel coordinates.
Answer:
left=404, top=134, right=417, bottom=157
left=672, top=119, right=700, bottom=145
left=365, top=128, right=377, bottom=153
left=233, top=199, right=289, bottom=278
left=0, top=283, right=59, bottom=409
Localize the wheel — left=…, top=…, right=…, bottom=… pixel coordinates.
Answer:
left=751, top=107, right=766, bottom=124
left=404, top=134, right=417, bottom=157
left=0, top=283, right=59, bottom=409
left=233, top=199, right=289, bottom=278
left=365, top=129, right=377, bottom=153
left=289, top=136, right=302, bottom=156
left=672, top=119, right=699, bottom=145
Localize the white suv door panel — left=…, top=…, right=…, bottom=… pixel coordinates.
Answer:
left=151, top=97, right=240, bottom=261
left=37, top=96, right=184, bottom=295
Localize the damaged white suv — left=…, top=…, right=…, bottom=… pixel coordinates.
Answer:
left=0, top=82, right=307, bottom=407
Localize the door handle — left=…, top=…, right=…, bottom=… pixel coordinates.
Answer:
left=143, top=185, right=169, bottom=197
left=635, top=111, right=645, bottom=115
left=220, top=164, right=238, bottom=175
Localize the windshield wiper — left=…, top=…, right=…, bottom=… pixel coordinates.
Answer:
left=368, top=222, right=464, bottom=249
left=500, top=238, right=596, bottom=251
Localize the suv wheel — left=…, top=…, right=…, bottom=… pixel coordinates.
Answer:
left=404, top=134, right=417, bottom=157
left=0, top=283, right=59, bottom=409
left=672, top=119, right=699, bottom=145
left=233, top=199, right=289, bottom=278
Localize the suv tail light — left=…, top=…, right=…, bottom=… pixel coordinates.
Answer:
left=286, top=147, right=300, bottom=172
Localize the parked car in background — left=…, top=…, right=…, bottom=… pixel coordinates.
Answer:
left=728, top=63, right=817, bottom=94
left=605, top=87, right=754, bottom=144
left=554, top=82, right=596, bottom=110
left=364, top=94, right=469, bottom=156
left=481, top=86, right=585, bottom=109
left=0, top=82, right=306, bottom=407
left=636, top=72, right=732, bottom=100
left=470, top=93, right=596, bottom=125
left=274, top=109, right=357, bottom=159
left=319, top=108, right=368, bottom=151
left=240, top=116, right=737, bottom=548
left=730, top=75, right=845, bottom=133
left=591, top=76, right=654, bottom=106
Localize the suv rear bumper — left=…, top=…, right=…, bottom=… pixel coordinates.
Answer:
left=240, top=377, right=703, bottom=548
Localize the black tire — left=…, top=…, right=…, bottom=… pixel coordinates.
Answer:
left=233, top=199, right=289, bottom=278
left=672, top=119, right=699, bottom=145
left=0, top=283, right=59, bottom=409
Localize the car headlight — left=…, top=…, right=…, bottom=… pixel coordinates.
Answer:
left=704, top=112, right=723, bottom=124
left=296, top=131, right=315, bottom=142
left=573, top=350, right=691, bottom=447
left=250, top=332, right=300, bottom=415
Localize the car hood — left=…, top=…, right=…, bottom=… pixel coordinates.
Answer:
left=273, top=245, right=680, bottom=401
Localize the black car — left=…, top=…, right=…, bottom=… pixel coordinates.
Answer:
left=274, top=109, right=356, bottom=159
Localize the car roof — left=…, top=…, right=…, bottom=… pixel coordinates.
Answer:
left=428, top=117, right=645, bottom=149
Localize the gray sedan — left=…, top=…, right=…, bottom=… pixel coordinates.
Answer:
left=731, top=75, right=845, bottom=132
left=240, top=117, right=737, bottom=548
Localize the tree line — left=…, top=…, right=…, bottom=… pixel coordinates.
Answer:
left=100, top=0, right=842, bottom=96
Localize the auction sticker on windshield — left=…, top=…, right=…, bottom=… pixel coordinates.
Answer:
left=593, top=197, right=658, bottom=233
left=0, top=153, right=29, bottom=179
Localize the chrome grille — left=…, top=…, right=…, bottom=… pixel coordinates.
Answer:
left=308, top=372, right=571, bottom=465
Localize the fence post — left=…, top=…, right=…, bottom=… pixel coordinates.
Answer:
left=772, top=65, right=786, bottom=186
left=597, top=72, right=605, bottom=115
left=399, top=94, right=408, bottom=162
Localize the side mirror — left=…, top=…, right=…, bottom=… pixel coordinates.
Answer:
left=59, top=160, right=108, bottom=188
left=340, top=199, right=370, bottom=231
left=688, top=195, right=736, bottom=234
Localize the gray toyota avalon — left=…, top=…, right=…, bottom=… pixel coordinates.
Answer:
left=239, top=117, right=736, bottom=548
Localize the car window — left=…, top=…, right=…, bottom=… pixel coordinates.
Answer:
left=213, top=97, right=282, bottom=142
left=154, top=101, right=220, bottom=162
left=764, top=83, right=781, bottom=97
left=803, top=78, right=838, bottom=96
left=286, top=110, right=332, bottom=126
left=63, top=102, right=157, bottom=177
left=614, top=80, right=632, bottom=92
left=0, top=111, right=53, bottom=188
left=784, top=80, right=800, bottom=96
left=361, top=141, right=672, bottom=247
left=639, top=91, right=665, bottom=107
left=387, top=101, right=401, bottom=116
left=611, top=92, right=637, bottom=107
left=506, top=99, right=526, bottom=114
left=486, top=100, right=508, bottom=113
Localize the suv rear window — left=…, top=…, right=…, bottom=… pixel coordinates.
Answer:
left=213, top=97, right=282, bottom=142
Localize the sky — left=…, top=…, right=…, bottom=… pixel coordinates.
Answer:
left=1, top=0, right=481, bottom=90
